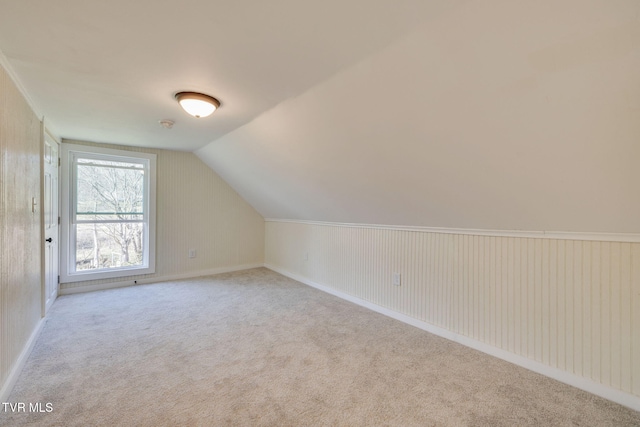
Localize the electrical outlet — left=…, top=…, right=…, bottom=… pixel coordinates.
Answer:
left=392, top=272, right=401, bottom=286
left=188, top=249, right=197, bottom=258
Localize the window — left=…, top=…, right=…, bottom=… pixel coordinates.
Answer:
left=61, top=144, right=156, bottom=282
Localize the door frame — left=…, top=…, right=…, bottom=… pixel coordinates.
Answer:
left=41, top=125, right=60, bottom=316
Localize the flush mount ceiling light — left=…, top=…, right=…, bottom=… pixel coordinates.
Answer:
left=174, top=92, right=220, bottom=118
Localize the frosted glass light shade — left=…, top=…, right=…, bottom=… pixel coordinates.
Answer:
left=175, top=92, right=220, bottom=118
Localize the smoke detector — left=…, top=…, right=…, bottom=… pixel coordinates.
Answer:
left=159, top=119, right=175, bottom=129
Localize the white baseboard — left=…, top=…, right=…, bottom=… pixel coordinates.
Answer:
left=265, top=263, right=640, bottom=413
left=0, top=318, right=46, bottom=402
left=59, top=263, right=264, bottom=295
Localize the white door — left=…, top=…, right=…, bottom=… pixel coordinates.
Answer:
left=43, top=134, right=59, bottom=314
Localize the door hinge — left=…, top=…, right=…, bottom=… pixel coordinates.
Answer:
left=57, top=275, right=60, bottom=284
left=58, top=216, right=60, bottom=225
left=58, top=157, right=61, bottom=167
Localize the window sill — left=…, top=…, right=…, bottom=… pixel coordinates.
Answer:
left=60, top=265, right=155, bottom=284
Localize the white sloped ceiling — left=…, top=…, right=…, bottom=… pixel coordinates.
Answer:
left=0, top=0, right=463, bottom=151
left=197, top=0, right=640, bottom=233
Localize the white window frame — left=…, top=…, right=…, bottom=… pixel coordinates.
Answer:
left=60, top=144, right=156, bottom=283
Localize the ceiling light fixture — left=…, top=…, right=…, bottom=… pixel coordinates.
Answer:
left=175, top=92, right=220, bottom=118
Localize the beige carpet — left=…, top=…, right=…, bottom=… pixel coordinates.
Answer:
left=2, top=268, right=639, bottom=426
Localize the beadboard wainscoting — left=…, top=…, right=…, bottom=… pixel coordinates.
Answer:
left=265, top=220, right=640, bottom=410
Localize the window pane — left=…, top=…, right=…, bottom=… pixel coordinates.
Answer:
left=76, top=164, right=144, bottom=217
left=75, top=222, right=145, bottom=271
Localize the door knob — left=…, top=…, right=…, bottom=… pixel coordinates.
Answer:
left=45, top=238, right=52, bottom=242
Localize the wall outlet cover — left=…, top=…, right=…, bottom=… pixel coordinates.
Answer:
left=393, top=272, right=401, bottom=286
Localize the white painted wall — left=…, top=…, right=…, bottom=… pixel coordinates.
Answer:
left=265, top=220, right=640, bottom=410
left=61, top=140, right=265, bottom=291
left=198, top=1, right=640, bottom=233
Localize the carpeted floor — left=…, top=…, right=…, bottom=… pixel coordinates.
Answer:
left=2, top=267, right=639, bottom=426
